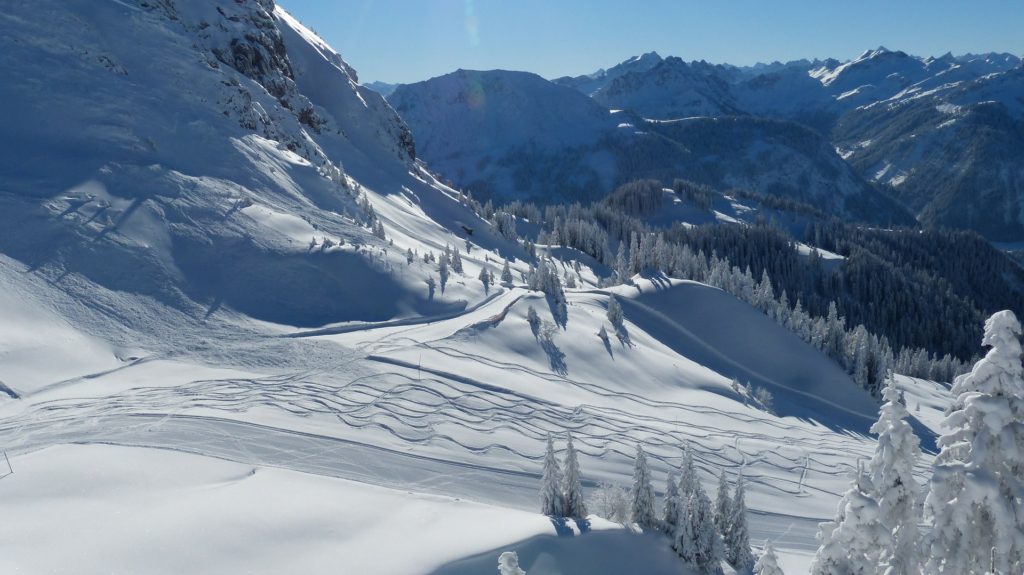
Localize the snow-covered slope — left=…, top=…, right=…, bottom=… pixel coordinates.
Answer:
left=553, top=51, right=665, bottom=97
left=0, top=3, right=957, bottom=574
left=592, top=57, right=742, bottom=119
left=389, top=68, right=910, bottom=225
left=551, top=49, right=1024, bottom=239
left=2, top=273, right=938, bottom=573
left=642, top=116, right=912, bottom=224
left=388, top=69, right=624, bottom=203
left=0, top=0, right=512, bottom=332
left=834, top=66, right=1024, bottom=240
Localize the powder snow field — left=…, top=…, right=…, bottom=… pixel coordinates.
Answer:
left=0, top=273, right=950, bottom=574
left=0, top=2, right=954, bottom=574
left=0, top=444, right=690, bottom=575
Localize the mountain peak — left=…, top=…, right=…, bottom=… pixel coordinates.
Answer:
left=858, top=46, right=894, bottom=61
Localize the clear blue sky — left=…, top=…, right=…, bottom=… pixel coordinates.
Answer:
left=281, top=1, right=1024, bottom=84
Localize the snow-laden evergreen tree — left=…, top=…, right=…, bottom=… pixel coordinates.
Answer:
left=562, top=433, right=587, bottom=518
left=564, top=271, right=576, bottom=289
left=452, top=247, right=464, bottom=273
left=809, top=464, right=888, bottom=575
left=606, top=295, right=624, bottom=328
left=500, top=259, right=513, bottom=284
left=540, top=435, right=565, bottom=516
left=615, top=242, right=629, bottom=282
left=663, top=470, right=681, bottom=534
left=673, top=491, right=698, bottom=564
left=868, top=377, right=921, bottom=575
left=405, top=247, right=414, bottom=265
left=629, top=444, right=657, bottom=528
left=754, top=269, right=774, bottom=312
left=713, top=470, right=732, bottom=534
left=725, top=473, right=754, bottom=571
left=683, top=480, right=725, bottom=574
left=925, top=310, right=1024, bottom=575
left=478, top=266, right=491, bottom=292
left=439, top=256, right=449, bottom=293
left=754, top=541, right=784, bottom=575
left=425, top=275, right=436, bottom=301
left=497, top=551, right=526, bottom=575
left=679, top=444, right=697, bottom=499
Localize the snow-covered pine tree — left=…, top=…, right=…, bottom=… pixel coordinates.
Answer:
left=439, top=256, right=449, bottom=293
left=540, top=434, right=565, bottom=516
left=686, top=480, right=725, bottom=574
left=452, top=247, right=464, bottom=273
left=630, top=444, right=657, bottom=528
left=478, top=266, right=491, bottom=292
left=562, top=433, right=587, bottom=518
left=673, top=490, right=698, bottom=564
left=663, top=470, right=681, bottom=534
left=869, top=377, right=921, bottom=575
left=615, top=242, right=629, bottom=283
left=809, top=464, right=888, bottom=575
left=725, top=473, right=754, bottom=571
left=606, top=295, right=624, bottom=327
left=628, top=232, right=640, bottom=274
left=425, top=275, right=436, bottom=300
left=679, top=444, right=697, bottom=499
left=925, top=310, right=1024, bottom=574
left=713, top=469, right=732, bottom=535
left=501, top=259, right=513, bottom=284
left=754, top=541, right=784, bottom=575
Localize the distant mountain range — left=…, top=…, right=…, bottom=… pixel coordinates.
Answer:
left=383, top=48, right=1024, bottom=239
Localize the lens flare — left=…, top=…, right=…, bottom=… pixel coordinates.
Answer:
left=464, top=0, right=479, bottom=47
left=466, top=79, right=485, bottom=109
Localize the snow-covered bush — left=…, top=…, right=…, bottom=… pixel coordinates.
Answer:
left=589, top=482, right=630, bottom=524
left=755, top=541, right=784, bottom=575
left=497, top=551, right=526, bottom=575
left=753, top=386, right=775, bottom=415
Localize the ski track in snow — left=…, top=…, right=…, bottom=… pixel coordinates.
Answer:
left=0, top=277, right=937, bottom=565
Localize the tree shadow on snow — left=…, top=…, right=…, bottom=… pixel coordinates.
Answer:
left=548, top=516, right=575, bottom=537
left=540, top=335, right=568, bottom=376
left=427, top=527, right=682, bottom=575
left=600, top=333, right=614, bottom=359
